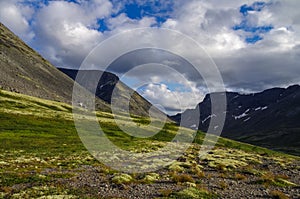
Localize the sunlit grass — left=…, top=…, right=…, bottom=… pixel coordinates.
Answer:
left=0, top=89, right=298, bottom=198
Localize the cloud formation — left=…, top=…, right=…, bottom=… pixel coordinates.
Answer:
left=32, top=0, right=113, bottom=67
left=1, top=0, right=299, bottom=114
left=0, top=0, right=34, bottom=41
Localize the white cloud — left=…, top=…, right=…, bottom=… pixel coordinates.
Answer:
left=31, top=0, right=159, bottom=68
left=115, top=62, right=207, bottom=114
left=247, top=9, right=273, bottom=27
left=162, top=0, right=247, bottom=53
left=159, top=0, right=300, bottom=92
left=107, top=13, right=157, bottom=32
left=32, top=0, right=113, bottom=67
left=141, top=83, right=204, bottom=115
left=0, top=0, right=34, bottom=41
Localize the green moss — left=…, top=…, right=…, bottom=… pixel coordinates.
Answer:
left=200, top=148, right=265, bottom=171
left=111, top=173, right=133, bottom=184
left=36, top=195, right=78, bottom=199
left=274, top=178, right=297, bottom=187
left=168, top=161, right=195, bottom=173
left=142, top=173, right=160, bottom=183
left=0, top=172, right=53, bottom=186
left=169, top=163, right=185, bottom=172
left=171, top=187, right=217, bottom=199
left=7, top=185, right=77, bottom=199
left=256, top=172, right=297, bottom=187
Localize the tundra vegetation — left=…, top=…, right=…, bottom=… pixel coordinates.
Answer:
left=0, top=90, right=299, bottom=198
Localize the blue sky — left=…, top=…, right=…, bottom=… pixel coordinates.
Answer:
left=15, top=0, right=273, bottom=43
left=95, top=1, right=173, bottom=32
left=233, top=1, right=273, bottom=43
left=120, top=1, right=172, bottom=23
left=0, top=0, right=299, bottom=114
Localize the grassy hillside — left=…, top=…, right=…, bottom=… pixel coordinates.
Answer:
left=0, top=90, right=299, bottom=198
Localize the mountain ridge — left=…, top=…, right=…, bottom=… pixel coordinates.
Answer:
left=171, top=84, right=300, bottom=155
left=59, top=68, right=168, bottom=119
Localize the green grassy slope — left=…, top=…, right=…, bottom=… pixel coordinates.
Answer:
left=0, top=90, right=299, bottom=198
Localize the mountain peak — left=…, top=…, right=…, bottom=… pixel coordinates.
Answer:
left=59, top=68, right=168, bottom=119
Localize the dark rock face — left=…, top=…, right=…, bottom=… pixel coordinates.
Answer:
left=59, top=68, right=167, bottom=119
left=58, top=68, right=119, bottom=104
left=171, top=85, right=300, bottom=155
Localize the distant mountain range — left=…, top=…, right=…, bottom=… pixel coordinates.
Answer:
left=171, top=85, right=300, bottom=155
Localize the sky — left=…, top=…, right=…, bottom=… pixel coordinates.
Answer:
left=1, top=0, right=300, bottom=115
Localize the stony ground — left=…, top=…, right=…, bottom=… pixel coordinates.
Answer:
left=1, top=144, right=299, bottom=199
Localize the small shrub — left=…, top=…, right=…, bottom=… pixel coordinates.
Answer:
left=183, top=182, right=197, bottom=188
left=219, top=173, right=228, bottom=178
left=196, top=184, right=209, bottom=191
left=192, top=166, right=205, bottom=178
left=240, top=165, right=261, bottom=176
left=234, top=173, right=247, bottom=180
left=0, top=186, right=12, bottom=194
left=172, top=173, right=195, bottom=183
left=219, top=180, right=228, bottom=190
left=169, top=163, right=185, bottom=172
left=256, top=172, right=296, bottom=187
left=216, top=163, right=227, bottom=171
left=204, top=173, right=213, bottom=181
left=276, top=174, right=289, bottom=180
left=159, top=189, right=173, bottom=197
left=269, top=190, right=289, bottom=199
left=256, top=172, right=275, bottom=186
left=111, top=173, right=133, bottom=184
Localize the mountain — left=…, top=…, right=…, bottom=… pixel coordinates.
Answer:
left=0, top=22, right=109, bottom=111
left=171, top=85, right=300, bottom=155
left=59, top=68, right=167, bottom=119
left=0, top=22, right=165, bottom=118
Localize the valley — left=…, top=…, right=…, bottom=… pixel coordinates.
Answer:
left=0, top=89, right=299, bottom=198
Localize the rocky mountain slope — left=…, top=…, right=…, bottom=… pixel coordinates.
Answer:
left=59, top=68, right=167, bottom=119
left=0, top=22, right=109, bottom=111
left=171, top=85, right=300, bottom=155
left=0, top=22, right=166, bottom=118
